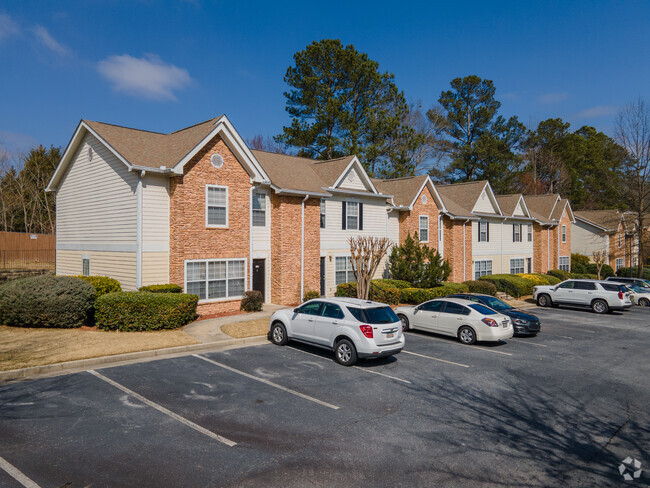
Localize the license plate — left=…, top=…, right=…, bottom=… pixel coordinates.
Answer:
left=386, top=333, right=394, bottom=339
left=502, top=322, right=508, bottom=328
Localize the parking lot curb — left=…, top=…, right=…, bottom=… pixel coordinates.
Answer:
left=0, top=335, right=269, bottom=384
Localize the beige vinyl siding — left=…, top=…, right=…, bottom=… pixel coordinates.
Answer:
left=57, top=250, right=137, bottom=290
left=513, top=201, right=526, bottom=216
left=56, top=133, right=137, bottom=248
left=142, top=175, right=169, bottom=252
left=338, top=167, right=368, bottom=191
left=571, top=221, right=609, bottom=259
left=472, top=187, right=498, bottom=213
left=472, top=219, right=534, bottom=274
left=252, top=190, right=271, bottom=252
left=142, top=252, right=169, bottom=286
left=387, top=210, right=400, bottom=243
left=323, top=251, right=387, bottom=297
left=321, top=196, right=390, bottom=250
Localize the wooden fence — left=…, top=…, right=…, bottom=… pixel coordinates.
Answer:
left=0, top=231, right=56, bottom=270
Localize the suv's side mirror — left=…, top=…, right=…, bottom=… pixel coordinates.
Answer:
left=414, top=305, right=421, bottom=312
left=293, top=308, right=301, bottom=314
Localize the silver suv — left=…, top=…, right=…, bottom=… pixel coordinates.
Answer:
left=533, top=280, right=633, bottom=314
left=268, top=297, right=405, bottom=366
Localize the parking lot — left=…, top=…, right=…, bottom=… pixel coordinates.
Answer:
left=1, top=306, right=649, bottom=487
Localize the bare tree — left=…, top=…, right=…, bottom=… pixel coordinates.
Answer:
left=349, top=236, right=392, bottom=300
left=615, top=99, right=650, bottom=277
left=246, top=134, right=288, bottom=154
left=591, top=250, right=608, bottom=280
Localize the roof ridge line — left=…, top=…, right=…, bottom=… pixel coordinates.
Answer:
left=169, top=116, right=223, bottom=134
left=85, top=120, right=166, bottom=135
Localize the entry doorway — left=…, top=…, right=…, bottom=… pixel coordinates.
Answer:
left=527, top=258, right=532, bottom=273
left=320, top=257, right=326, bottom=296
left=253, top=259, right=265, bottom=302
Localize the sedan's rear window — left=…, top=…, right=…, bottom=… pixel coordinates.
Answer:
left=469, top=304, right=497, bottom=315
left=347, top=306, right=399, bottom=324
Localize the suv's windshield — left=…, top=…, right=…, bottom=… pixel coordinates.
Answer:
left=481, top=296, right=512, bottom=311
left=347, top=306, right=399, bottom=324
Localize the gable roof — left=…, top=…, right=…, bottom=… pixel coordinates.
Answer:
left=436, top=181, right=499, bottom=218
left=574, top=209, right=625, bottom=232
left=372, top=175, right=446, bottom=211
left=523, top=194, right=561, bottom=223
left=551, top=198, right=575, bottom=222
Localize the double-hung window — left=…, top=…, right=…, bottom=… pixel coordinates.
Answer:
left=474, top=260, right=492, bottom=280
left=615, top=257, right=624, bottom=271
left=527, top=225, right=533, bottom=242
left=559, top=256, right=570, bottom=272
left=513, top=223, right=522, bottom=242
left=510, top=258, right=525, bottom=274
left=252, top=191, right=266, bottom=227
left=618, top=233, right=622, bottom=248
left=561, top=225, right=567, bottom=243
left=82, top=257, right=90, bottom=276
left=335, top=257, right=355, bottom=285
left=206, top=185, right=228, bottom=227
left=185, top=259, right=245, bottom=301
left=320, top=199, right=326, bottom=228
left=419, top=216, right=429, bottom=242
left=479, top=221, right=489, bottom=242
left=342, top=201, right=362, bottom=230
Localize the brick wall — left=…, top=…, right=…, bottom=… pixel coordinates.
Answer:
left=399, top=186, right=440, bottom=249
left=558, top=211, right=572, bottom=268
left=169, top=135, right=251, bottom=315
left=270, top=194, right=320, bottom=305
left=533, top=223, right=549, bottom=273
left=443, top=218, right=472, bottom=283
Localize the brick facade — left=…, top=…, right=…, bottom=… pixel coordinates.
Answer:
left=443, top=218, right=472, bottom=283
left=270, top=194, right=320, bottom=306
left=169, top=135, right=252, bottom=315
left=532, top=223, right=550, bottom=273
left=558, top=210, right=572, bottom=268
left=399, top=186, right=440, bottom=249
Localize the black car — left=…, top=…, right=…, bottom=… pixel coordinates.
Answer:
left=448, top=293, right=541, bottom=336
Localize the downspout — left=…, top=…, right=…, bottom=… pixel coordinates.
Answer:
left=547, top=228, right=550, bottom=271
left=249, top=185, right=254, bottom=297
left=463, top=219, right=471, bottom=282
left=500, top=221, right=504, bottom=274
left=136, top=171, right=144, bottom=289
left=300, top=195, right=309, bottom=302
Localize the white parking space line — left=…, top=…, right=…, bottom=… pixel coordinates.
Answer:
left=509, top=339, right=548, bottom=348
left=88, top=370, right=237, bottom=447
left=289, top=347, right=412, bottom=384
left=405, top=332, right=513, bottom=356
left=542, top=332, right=574, bottom=339
left=402, top=351, right=470, bottom=368
left=193, top=354, right=341, bottom=409
left=0, top=456, right=41, bottom=488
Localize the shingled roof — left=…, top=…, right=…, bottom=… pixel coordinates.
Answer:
left=372, top=175, right=430, bottom=208
left=436, top=181, right=490, bottom=218
left=250, top=150, right=331, bottom=194
left=574, top=209, right=624, bottom=231
left=496, top=194, right=524, bottom=216
left=523, top=194, right=560, bottom=223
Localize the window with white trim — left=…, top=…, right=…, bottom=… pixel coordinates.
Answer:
left=513, top=223, right=522, bottom=242
left=346, top=202, right=359, bottom=230
left=479, top=221, right=489, bottom=242
left=185, top=259, right=245, bottom=301
left=510, top=258, right=525, bottom=274
left=82, top=257, right=90, bottom=276
left=252, top=191, right=266, bottom=227
left=320, top=199, right=326, bottom=228
left=561, top=225, right=567, bottom=243
left=335, top=256, right=355, bottom=285
left=618, top=233, right=622, bottom=248
left=616, top=257, right=624, bottom=271
left=206, top=185, right=228, bottom=227
left=438, top=216, right=443, bottom=242
left=527, top=225, right=533, bottom=242
left=419, top=216, right=429, bottom=242
left=559, top=256, right=570, bottom=272
left=474, top=260, right=492, bottom=280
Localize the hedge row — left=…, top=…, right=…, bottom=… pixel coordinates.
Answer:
left=74, top=275, right=122, bottom=297
left=95, top=292, right=198, bottom=331
left=335, top=280, right=469, bottom=305
left=462, top=280, right=497, bottom=296
left=478, top=274, right=535, bottom=298
left=616, top=267, right=650, bottom=280
left=139, top=284, right=182, bottom=293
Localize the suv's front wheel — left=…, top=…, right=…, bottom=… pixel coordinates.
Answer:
left=270, top=322, right=288, bottom=346
left=591, top=299, right=609, bottom=314
left=334, top=339, right=358, bottom=366
left=537, top=294, right=552, bottom=307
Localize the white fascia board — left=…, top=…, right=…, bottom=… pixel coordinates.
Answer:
left=427, top=178, right=448, bottom=213
left=443, top=211, right=480, bottom=221
left=574, top=216, right=609, bottom=232
left=325, top=187, right=392, bottom=199
left=483, top=181, right=504, bottom=216
left=516, top=195, right=532, bottom=218
left=564, top=201, right=576, bottom=223
left=172, top=115, right=269, bottom=182
left=47, top=120, right=134, bottom=192
left=547, top=195, right=562, bottom=220
left=332, top=157, right=379, bottom=194
left=270, top=184, right=330, bottom=197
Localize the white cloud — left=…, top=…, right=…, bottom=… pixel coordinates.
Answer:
left=32, top=25, right=69, bottom=56
left=538, top=92, right=569, bottom=104
left=575, top=105, right=618, bottom=119
left=0, top=131, right=39, bottom=155
left=0, top=13, right=20, bottom=42
left=97, top=54, right=192, bottom=101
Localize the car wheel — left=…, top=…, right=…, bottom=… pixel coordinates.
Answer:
left=591, top=299, right=609, bottom=314
left=398, top=314, right=410, bottom=332
left=639, top=298, right=650, bottom=307
left=537, top=294, right=552, bottom=307
left=458, top=326, right=477, bottom=345
left=334, top=339, right=358, bottom=366
left=270, top=322, right=288, bottom=346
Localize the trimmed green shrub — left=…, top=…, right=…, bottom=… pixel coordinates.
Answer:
left=139, top=284, right=182, bottom=293
left=479, top=274, right=534, bottom=298
left=399, top=282, right=470, bottom=304
left=389, top=232, right=451, bottom=287
left=616, top=267, right=650, bottom=279
left=372, top=279, right=412, bottom=289
left=303, top=290, right=320, bottom=301
left=0, top=275, right=95, bottom=328
left=74, top=275, right=121, bottom=297
left=463, top=280, right=497, bottom=296
left=240, top=291, right=263, bottom=312
left=572, top=262, right=614, bottom=278
left=518, top=274, right=550, bottom=286
left=571, top=253, right=590, bottom=269
left=334, top=281, right=401, bottom=305
left=547, top=269, right=572, bottom=281
left=95, top=292, right=198, bottom=331
left=543, top=274, right=562, bottom=285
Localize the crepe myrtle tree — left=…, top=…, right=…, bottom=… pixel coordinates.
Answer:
left=348, top=236, right=392, bottom=300
left=592, top=250, right=608, bottom=280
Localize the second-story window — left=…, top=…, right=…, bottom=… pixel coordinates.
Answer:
left=419, top=216, right=429, bottom=242
left=320, top=199, right=326, bottom=229
left=479, top=221, right=489, bottom=242
left=252, top=191, right=266, bottom=227
left=513, top=223, right=522, bottom=242
left=561, top=225, right=567, bottom=243
left=206, top=185, right=228, bottom=227
left=618, top=233, right=622, bottom=248
left=527, top=224, right=533, bottom=242
left=342, top=201, right=363, bottom=230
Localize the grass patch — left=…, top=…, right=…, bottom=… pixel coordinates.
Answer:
left=221, top=318, right=269, bottom=338
left=0, top=325, right=199, bottom=371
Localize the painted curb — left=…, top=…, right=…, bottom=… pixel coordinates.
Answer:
left=0, top=336, right=269, bottom=384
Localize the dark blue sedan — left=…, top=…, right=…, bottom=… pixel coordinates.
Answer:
left=448, top=293, right=541, bottom=336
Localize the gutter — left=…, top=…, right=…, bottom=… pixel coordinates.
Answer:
left=134, top=170, right=144, bottom=289
left=300, top=195, right=309, bottom=302
left=324, top=187, right=394, bottom=199
left=269, top=184, right=330, bottom=198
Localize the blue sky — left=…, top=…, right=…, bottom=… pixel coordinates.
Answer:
left=1, top=0, right=649, bottom=155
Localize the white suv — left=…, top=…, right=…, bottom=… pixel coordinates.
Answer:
left=268, top=297, right=405, bottom=366
left=533, top=279, right=633, bottom=314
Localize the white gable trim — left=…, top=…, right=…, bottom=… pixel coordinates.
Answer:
left=332, top=157, right=378, bottom=194
left=408, top=177, right=447, bottom=213
left=471, top=182, right=503, bottom=216
left=514, top=195, right=531, bottom=218
left=172, top=116, right=269, bottom=183
left=547, top=195, right=562, bottom=220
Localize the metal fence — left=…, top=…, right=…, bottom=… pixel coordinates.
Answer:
left=0, top=232, right=55, bottom=270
